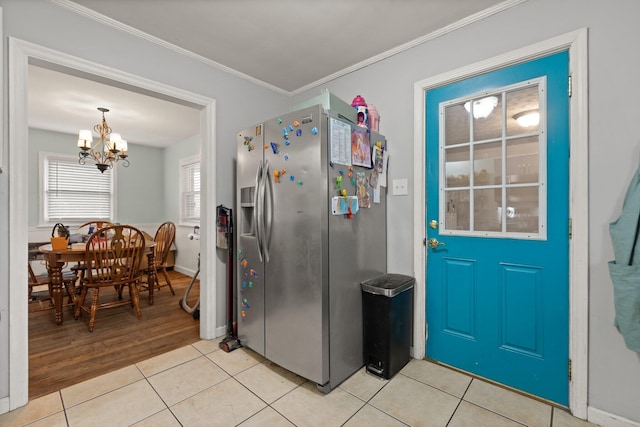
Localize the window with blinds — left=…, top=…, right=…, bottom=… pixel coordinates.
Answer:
left=180, top=156, right=200, bottom=223
left=43, top=154, right=114, bottom=222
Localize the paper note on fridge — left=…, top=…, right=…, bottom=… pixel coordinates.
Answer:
left=331, top=196, right=359, bottom=215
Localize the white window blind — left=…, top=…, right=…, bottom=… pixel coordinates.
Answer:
left=180, top=157, right=200, bottom=222
left=44, top=155, right=113, bottom=222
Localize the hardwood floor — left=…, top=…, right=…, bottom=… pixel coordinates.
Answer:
left=28, top=270, right=202, bottom=400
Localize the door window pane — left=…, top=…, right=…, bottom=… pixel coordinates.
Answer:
left=506, top=86, right=540, bottom=137
left=472, top=96, right=502, bottom=141
left=474, top=188, right=502, bottom=232
left=444, top=190, right=469, bottom=231
left=506, top=186, right=539, bottom=233
left=445, top=146, right=470, bottom=187
left=474, top=142, right=502, bottom=186
left=506, top=136, right=539, bottom=184
left=444, top=103, right=470, bottom=146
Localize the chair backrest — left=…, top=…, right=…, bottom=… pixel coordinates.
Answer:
left=85, top=225, right=146, bottom=286
left=154, top=222, right=176, bottom=265
left=77, top=221, right=114, bottom=236
left=28, top=263, right=39, bottom=285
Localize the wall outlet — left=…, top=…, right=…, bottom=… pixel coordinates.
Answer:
left=392, top=178, right=408, bottom=196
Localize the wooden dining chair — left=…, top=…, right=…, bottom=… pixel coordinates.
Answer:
left=74, top=225, right=146, bottom=332
left=28, top=262, right=79, bottom=312
left=70, top=221, right=114, bottom=279
left=143, top=221, right=176, bottom=295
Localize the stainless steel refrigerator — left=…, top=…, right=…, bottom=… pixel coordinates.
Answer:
left=236, top=104, right=387, bottom=392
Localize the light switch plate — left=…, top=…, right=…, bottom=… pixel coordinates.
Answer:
left=392, top=178, right=408, bottom=196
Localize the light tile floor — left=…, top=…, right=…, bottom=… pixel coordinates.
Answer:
left=1, top=338, right=599, bottom=427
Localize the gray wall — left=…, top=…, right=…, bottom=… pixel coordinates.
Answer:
left=0, top=0, right=289, bottom=402
left=291, top=0, right=640, bottom=422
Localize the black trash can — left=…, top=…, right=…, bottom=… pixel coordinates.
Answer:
left=361, top=273, right=414, bottom=380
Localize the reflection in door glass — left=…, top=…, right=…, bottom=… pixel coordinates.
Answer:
left=474, top=188, right=502, bottom=232
left=472, top=96, right=502, bottom=141
left=506, top=136, right=539, bottom=184
left=444, top=190, right=469, bottom=231
left=474, top=141, right=502, bottom=185
left=506, top=186, right=539, bottom=233
left=444, top=103, right=470, bottom=146
left=440, top=79, right=545, bottom=238
left=445, top=146, right=470, bottom=187
left=507, top=86, right=540, bottom=137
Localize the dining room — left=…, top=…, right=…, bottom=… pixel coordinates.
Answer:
left=25, top=62, right=210, bottom=398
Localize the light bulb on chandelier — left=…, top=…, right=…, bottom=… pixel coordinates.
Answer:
left=77, top=107, right=130, bottom=173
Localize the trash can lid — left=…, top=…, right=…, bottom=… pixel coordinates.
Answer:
left=361, top=273, right=415, bottom=297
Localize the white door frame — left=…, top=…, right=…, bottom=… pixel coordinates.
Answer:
left=6, top=37, right=217, bottom=411
left=412, top=29, right=589, bottom=417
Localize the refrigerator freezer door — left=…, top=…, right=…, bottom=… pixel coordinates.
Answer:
left=236, top=125, right=266, bottom=355
left=263, top=106, right=330, bottom=385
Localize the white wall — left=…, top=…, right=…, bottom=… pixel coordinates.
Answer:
left=291, top=0, right=640, bottom=422
left=0, top=0, right=289, bottom=405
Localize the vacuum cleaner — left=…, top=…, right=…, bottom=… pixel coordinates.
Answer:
left=217, top=205, right=242, bottom=353
left=179, top=227, right=200, bottom=319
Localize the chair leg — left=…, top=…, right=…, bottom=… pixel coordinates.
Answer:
left=88, top=288, right=100, bottom=332
left=130, top=284, right=143, bottom=320
left=161, top=268, right=175, bottom=295
left=75, top=285, right=88, bottom=319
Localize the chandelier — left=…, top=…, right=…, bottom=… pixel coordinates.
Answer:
left=77, top=107, right=130, bottom=173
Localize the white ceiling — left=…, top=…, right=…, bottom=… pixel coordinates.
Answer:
left=29, top=0, right=512, bottom=147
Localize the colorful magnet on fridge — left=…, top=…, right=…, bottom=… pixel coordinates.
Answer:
left=296, top=129, right=302, bottom=137
left=289, top=125, right=294, bottom=131
left=293, top=121, right=300, bottom=127
left=290, top=175, right=295, bottom=181
left=284, top=140, right=290, bottom=146
left=336, top=176, right=342, bottom=189
left=311, top=127, right=318, bottom=135
left=341, top=189, right=347, bottom=198
left=241, top=259, right=248, bottom=267
left=329, top=161, right=334, bottom=168
left=241, top=310, right=246, bottom=318
left=270, top=141, right=278, bottom=154
left=242, top=281, right=247, bottom=288
left=243, top=136, right=252, bottom=145
left=338, top=169, right=344, bottom=175
left=278, top=118, right=282, bottom=124
left=249, top=281, right=253, bottom=288
left=296, top=180, right=303, bottom=185
left=273, top=170, right=280, bottom=183
left=282, top=127, right=288, bottom=137
left=284, top=154, right=289, bottom=161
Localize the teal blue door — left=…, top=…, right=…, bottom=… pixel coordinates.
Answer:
left=425, top=51, right=569, bottom=405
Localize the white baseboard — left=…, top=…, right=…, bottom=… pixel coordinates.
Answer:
left=173, top=265, right=197, bottom=277
left=588, top=407, right=640, bottom=427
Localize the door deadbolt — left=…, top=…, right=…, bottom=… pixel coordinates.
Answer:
left=429, top=220, right=438, bottom=229
left=428, top=238, right=445, bottom=249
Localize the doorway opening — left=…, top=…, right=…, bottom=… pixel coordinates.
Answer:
left=8, top=37, right=217, bottom=409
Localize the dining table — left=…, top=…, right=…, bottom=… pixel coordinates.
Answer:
left=38, top=233, right=157, bottom=325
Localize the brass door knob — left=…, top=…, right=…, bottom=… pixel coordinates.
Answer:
left=428, top=238, right=445, bottom=249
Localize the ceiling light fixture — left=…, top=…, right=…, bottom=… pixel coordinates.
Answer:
left=513, top=109, right=540, bottom=127
left=464, top=96, right=498, bottom=119
left=77, top=107, right=130, bottom=173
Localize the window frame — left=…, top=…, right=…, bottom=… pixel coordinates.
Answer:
left=438, top=78, right=547, bottom=240
left=179, top=154, right=201, bottom=225
left=39, top=151, right=116, bottom=227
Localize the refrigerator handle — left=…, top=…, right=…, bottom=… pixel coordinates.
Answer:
left=260, top=160, right=271, bottom=262
left=263, top=160, right=273, bottom=263
left=254, top=160, right=264, bottom=262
